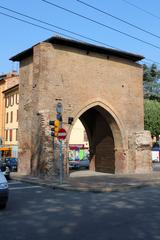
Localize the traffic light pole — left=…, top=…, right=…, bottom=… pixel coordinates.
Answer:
left=49, top=102, right=64, bottom=184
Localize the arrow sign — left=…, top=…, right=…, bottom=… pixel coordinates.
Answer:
left=58, top=128, right=67, bottom=140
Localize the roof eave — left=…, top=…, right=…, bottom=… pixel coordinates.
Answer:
left=10, top=36, right=144, bottom=62
left=2, top=84, right=19, bottom=94
left=10, top=47, right=33, bottom=62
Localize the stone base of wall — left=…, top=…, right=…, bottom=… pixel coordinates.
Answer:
left=18, top=149, right=31, bottom=175
left=128, top=130, right=152, bottom=174
left=115, top=149, right=128, bottom=174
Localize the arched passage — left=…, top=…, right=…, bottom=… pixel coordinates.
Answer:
left=75, top=105, right=125, bottom=174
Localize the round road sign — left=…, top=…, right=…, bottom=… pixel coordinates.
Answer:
left=58, top=128, right=67, bottom=140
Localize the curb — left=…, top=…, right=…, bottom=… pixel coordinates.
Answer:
left=10, top=175, right=160, bottom=193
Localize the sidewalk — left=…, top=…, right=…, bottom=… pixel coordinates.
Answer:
left=10, top=170, right=160, bottom=193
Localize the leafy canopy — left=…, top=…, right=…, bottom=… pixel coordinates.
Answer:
left=144, top=100, right=160, bottom=137
left=143, top=64, right=160, bottom=101
left=143, top=63, right=160, bottom=82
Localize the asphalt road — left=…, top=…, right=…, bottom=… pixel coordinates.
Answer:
left=1, top=180, right=160, bottom=240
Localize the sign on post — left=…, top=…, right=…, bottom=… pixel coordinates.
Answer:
left=58, top=128, right=67, bottom=140
left=58, top=127, right=66, bottom=185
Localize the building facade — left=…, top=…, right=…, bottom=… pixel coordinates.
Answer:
left=0, top=73, right=19, bottom=158
left=69, top=119, right=89, bottom=161
left=69, top=119, right=89, bottom=147
left=3, top=84, right=19, bottom=146
left=0, top=75, right=6, bottom=144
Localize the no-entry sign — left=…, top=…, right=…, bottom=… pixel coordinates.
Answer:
left=58, top=128, right=67, bottom=140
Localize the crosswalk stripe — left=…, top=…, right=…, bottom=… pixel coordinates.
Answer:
left=9, top=185, right=43, bottom=190
left=8, top=181, right=21, bottom=185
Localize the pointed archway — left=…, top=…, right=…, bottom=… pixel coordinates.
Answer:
left=74, top=104, right=126, bottom=174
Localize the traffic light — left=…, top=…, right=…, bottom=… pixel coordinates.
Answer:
left=49, top=120, right=60, bottom=137
left=68, top=117, right=74, bottom=125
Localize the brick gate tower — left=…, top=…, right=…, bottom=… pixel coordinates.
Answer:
left=10, top=36, right=152, bottom=178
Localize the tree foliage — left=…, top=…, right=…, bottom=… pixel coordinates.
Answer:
left=143, top=64, right=160, bottom=101
left=144, top=99, right=160, bottom=137
left=144, top=81, right=160, bottom=101
left=143, top=63, right=160, bottom=82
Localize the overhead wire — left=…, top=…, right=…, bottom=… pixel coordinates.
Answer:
left=0, top=11, right=78, bottom=41
left=143, top=58, right=160, bottom=66
left=0, top=5, right=117, bottom=49
left=0, top=4, right=160, bottom=65
left=76, top=0, right=160, bottom=40
left=121, top=0, right=160, bottom=21
left=75, top=1, right=160, bottom=66
left=41, top=0, right=160, bottom=50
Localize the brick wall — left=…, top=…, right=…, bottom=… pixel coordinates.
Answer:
left=17, top=41, right=152, bottom=176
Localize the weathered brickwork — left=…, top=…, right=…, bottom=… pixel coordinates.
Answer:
left=11, top=36, right=152, bottom=178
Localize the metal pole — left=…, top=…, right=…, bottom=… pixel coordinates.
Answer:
left=59, top=112, right=63, bottom=185
left=55, top=101, right=64, bottom=184
left=59, top=140, right=63, bottom=184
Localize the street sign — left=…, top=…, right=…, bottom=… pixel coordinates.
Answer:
left=58, top=128, right=67, bottom=140
left=56, top=102, right=63, bottom=114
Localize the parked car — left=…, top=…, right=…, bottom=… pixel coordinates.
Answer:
left=0, top=170, right=9, bottom=209
left=152, top=145, right=160, bottom=163
left=0, top=161, right=10, bottom=180
left=79, top=158, right=89, bottom=169
left=5, top=157, right=18, bottom=172
left=69, top=158, right=89, bottom=170
left=69, top=159, right=80, bottom=169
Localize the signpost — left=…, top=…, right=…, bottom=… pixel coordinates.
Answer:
left=51, top=102, right=67, bottom=184
left=57, top=128, right=67, bottom=184
left=58, top=128, right=67, bottom=140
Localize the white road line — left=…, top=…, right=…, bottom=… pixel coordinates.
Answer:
left=9, top=185, right=43, bottom=190
left=8, top=181, right=22, bottom=185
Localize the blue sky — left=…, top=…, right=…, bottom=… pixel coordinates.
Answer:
left=1, top=0, right=160, bottom=74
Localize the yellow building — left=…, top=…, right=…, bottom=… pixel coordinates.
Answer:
left=69, top=119, right=89, bottom=148
left=69, top=119, right=89, bottom=161
left=0, top=72, right=19, bottom=158
left=0, top=75, right=6, bottom=144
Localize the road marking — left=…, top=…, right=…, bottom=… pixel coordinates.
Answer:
left=9, top=185, right=43, bottom=190
left=8, top=181, right=22, bottom=185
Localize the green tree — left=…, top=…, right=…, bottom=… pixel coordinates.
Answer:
left=143, top=63, right=160, bottom=82
left=143, top=64, right=152, bottom=82
left=143, top=64, right=160, bottom=101
left=144, top=99, right=160, bottom=137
